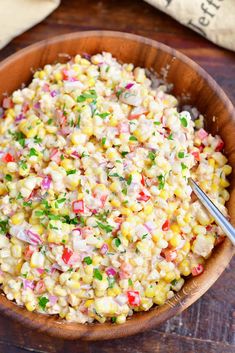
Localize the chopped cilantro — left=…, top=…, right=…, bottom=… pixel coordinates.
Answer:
left=148, top=151, right=156, bottom=161
left=108, top=276, right=115, bottom=288
left=181, top=163, right=187, bottom=170
left=126, top=174, right=132, bottom=185
left=178, top=151, right=185, bottom=159
left=94, top=210, right=110, bottom=222
left=98, top=112, right=110, bottom=119
left=19, top=160, right=27, bottom=170
left=121, top=151, right=129, bottom=157
left=66, top=169, right=76, bottom=175
left=111, top=317, right=117, bottom=323
left=34, top=136, right=42, bottom=144
left=0, top=220, right=8, bottom=234
left=84, top=256, right=92, bottom=265
left=171, top=279, right=178, bottom=286
left=5, top=174, right=12, bottom=181
left=157, top=174, right=165, bottom=190
left=29, top=148, right=38, bottom=157
left=81, top=151, right=89, bottom=158
left=122, top=187, right=127, bottom=195
left=35, top=210, right=46, bottom=217
left=23, top=201, right=32, bottom=207
left=114, top=238, right=121, bottom=247
left=38, top=296, right=49, bottom=310
left=128, top=279, right=133, bottom=286
left=154, top=121, right=161, bottom=125
left=96, top=221, right=113, bottom=233
left=180, top=117, right=188, bottom=128
left=129, top=135, right=138, bottom=141
left=47, top=118, right=53, bottom=125
left=168, top=133, right=173, bottom=140
left=93, top=268, right=102, bottom=281
left=77, top=114, right=81, bottom=128
left=101, top=137, right=106, bottom=146
left=57, top=198, right=66, bottom=204
left=116, top=89, right=123, bottom=98
left=142, top=233, right=148, bottom=239
left=109, top=172, right=125, bottom=181
left=48, top=214, right=61, bottom=221
left=77, top=89, right=97, bottom=102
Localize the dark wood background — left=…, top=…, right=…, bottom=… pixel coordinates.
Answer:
left=0, top=0, right=234, bottom=352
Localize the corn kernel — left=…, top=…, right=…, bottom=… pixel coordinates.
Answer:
left=85, top=299, right=94, bottom=308
left=109, top=116, right=118, bottom=127
left=220, top=178, right=230, bottom=188
left=10, top=212, right=24, bottom=225
left=223, top=165, right=232, bottom=176
left=116, top=314, right=126, bottom=324
left=169, top=234, right=182, bottom=247
left=26, top=301, right=36, bottom=312
left=178, top=259, right=191, bottom=276
left=144, top=204, right=153, bottom=215
left=170, top=223, right=180, bottom=234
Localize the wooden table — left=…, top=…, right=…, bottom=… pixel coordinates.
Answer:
left=0, top=0, right=234, bottom=352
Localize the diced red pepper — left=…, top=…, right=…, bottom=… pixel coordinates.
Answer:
left=72, top=200, right=84, bottom=213
left=35, top=280, right=46, bottom=294
left=199, top=144, right=204, bottom=153
left=162, top=219, right=170, bottom=231
left=2, top=97, right=13, bottom=109
left=62, top=69, right=70, bottom=81
left=141, top=174, right=145, bottom=186
left=62, top=247, right=73, bottom=264
left=2, top=153, right=15, bottom=163
left=206, top=225, right=213, bottom=232
left=215, top=140, right=224, bottom=152
left=50, top=148, right=62, bottom=164
left=127, top=290, right=140, bottom=306
left=161, top=248, right=177, bottom=262
left=192, top=264, right=204, bottom=276
left=128, top=113, right=143, bottom=120
left=137, top=191, right=150, bottom=202
left=22, top=103, right=29, bottom=114
left=24, top=245, right=34, bottom=260
left=191, top=151, right=200, bottom=161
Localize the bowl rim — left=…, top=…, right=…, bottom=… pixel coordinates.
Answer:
left=0, top=30, right=234, bottom=341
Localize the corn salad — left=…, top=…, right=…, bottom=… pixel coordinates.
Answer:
left=0, top=52, right=231, bottom=324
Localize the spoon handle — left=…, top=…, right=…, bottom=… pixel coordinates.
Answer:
left=189, top=178, right=235, bottom=246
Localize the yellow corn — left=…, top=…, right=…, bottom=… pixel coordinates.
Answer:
left=10, top=212, right=24, bottom=225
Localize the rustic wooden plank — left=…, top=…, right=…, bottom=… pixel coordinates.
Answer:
left=0, top=0, right=234, bottom=351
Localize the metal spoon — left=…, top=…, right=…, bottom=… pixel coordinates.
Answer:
left=188, top=177, right=235, bottom=246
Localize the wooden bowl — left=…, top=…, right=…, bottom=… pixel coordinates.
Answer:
left=0, top=31, right=234, bottom=340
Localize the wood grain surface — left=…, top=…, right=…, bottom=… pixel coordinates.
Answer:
left=0, top=0, right=234, bottom=352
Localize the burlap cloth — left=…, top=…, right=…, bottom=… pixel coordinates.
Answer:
left=0, top=0, right=234, bottom=52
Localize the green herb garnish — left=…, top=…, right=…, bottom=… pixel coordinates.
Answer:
left=93, top=268, right=103, bottom=281
left=5, top=174, right=12, bottom=181
left=29, top=148, right=38, bottom=157
left=84, top=256, right=92, bottom=265
left=96, top=221, right=113, bottom=233
left=114, top=238, right=121, bottom=247
left=66, top=169, right=76, bottom=175
left=38, top=296, right=49, bottom=310
left=180, top=117, right=188, bottom=128
left=98, top=112, right=110, bottom=119
left=126, top=174, right=132, bottom=185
